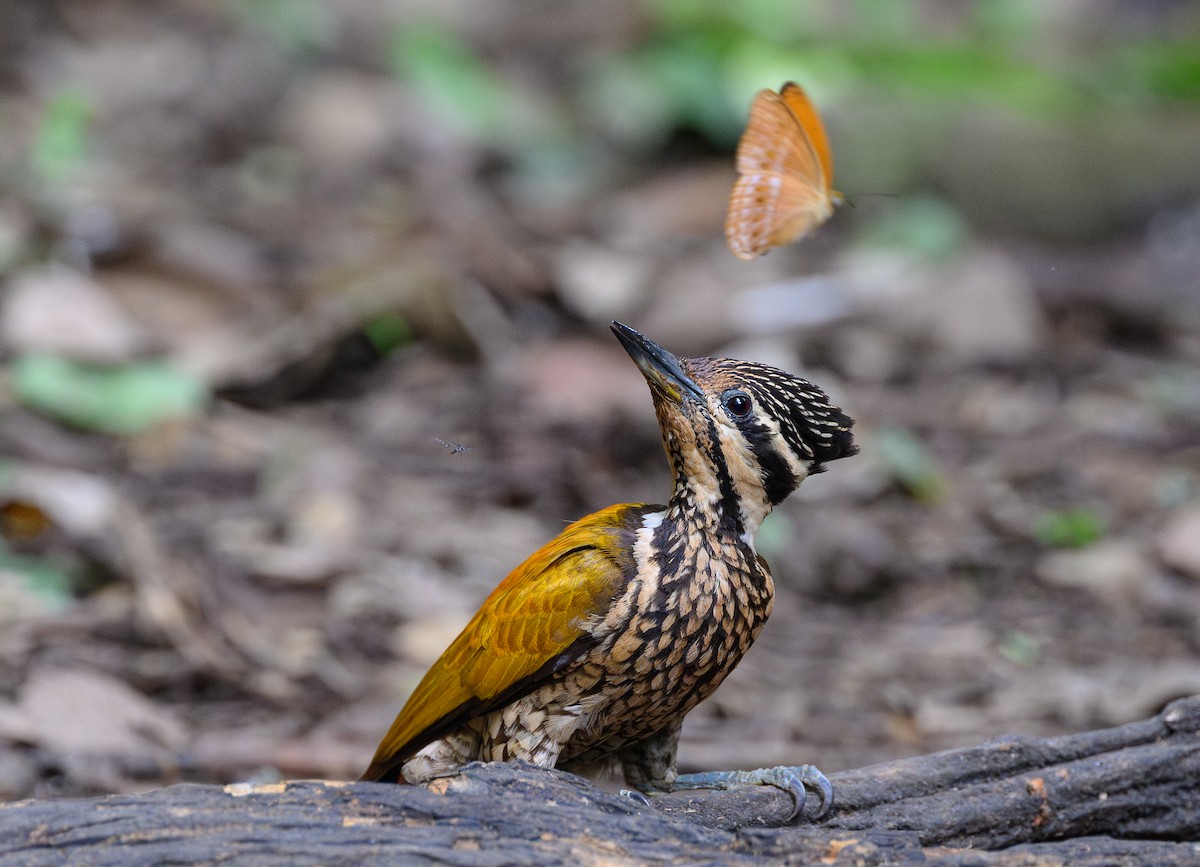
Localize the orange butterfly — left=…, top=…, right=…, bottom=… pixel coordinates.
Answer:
left=725, top=82, right=842, bottom=260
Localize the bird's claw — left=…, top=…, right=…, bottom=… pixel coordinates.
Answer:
left=619, top=788, right=652, bottom=807
left=744, top=765, right=833, bottom=820
left=671, top=764, right=833, bottom=821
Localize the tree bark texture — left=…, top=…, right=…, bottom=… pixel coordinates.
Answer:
left=2, top=696, right=1198, bottom=866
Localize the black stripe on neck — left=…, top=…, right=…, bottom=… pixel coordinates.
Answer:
left=742, top=420, right=797, bottom=506
left=705, top=415, right=745, bottom=535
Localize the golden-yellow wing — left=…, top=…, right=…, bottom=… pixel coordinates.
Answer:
left=361, top=503, right=645, bottom=781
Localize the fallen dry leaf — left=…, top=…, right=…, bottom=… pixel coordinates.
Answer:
left=13, top=668, right=187, bottom=757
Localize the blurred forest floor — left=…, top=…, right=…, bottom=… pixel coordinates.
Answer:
left=1, top=1, right=1199, bottom=801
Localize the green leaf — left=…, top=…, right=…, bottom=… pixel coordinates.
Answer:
left=32, top=86, right=92, bottom=184
left=0, top=541, right=73, bottom=613
left=996, top=629, right=1040, bottom=667
left=362, top=312, right=412, bottom=356
left=1035, top=508, right=1106, bottom=549
left=11, top=354, right=207, bottom=434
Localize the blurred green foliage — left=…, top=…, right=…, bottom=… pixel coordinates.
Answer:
left=363, top=312, right=413, bottom=357
left=7, top=0, right=1198, bottom=443
left=11, top=355, right=207, bottom=435
left=855, top=196, right=972, bottom=261
left=640, top=0, right=1200, bottom=125
left=389, top=24, right=566, bottom=156
left=383, top=0, right=1200, bottom=158
left=1114, top=41, right=1200, bottom=102
left=872, top=426, right=945, bottom=503
left=996, top=628, right=1040, bottom=667
left=349, top=0, right=1200, bottom=254
left=222, top=0, right=336, bottom=55
left=31, top=87, right=91, bottom=186
left=0, top=542, right=74, bottom=612
left=1035, top=508, right=1106, bottom=548
left=390, top=25, right=514, bottom=144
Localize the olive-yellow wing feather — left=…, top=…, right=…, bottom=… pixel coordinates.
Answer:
left=362, top=503, right=641, bottom=781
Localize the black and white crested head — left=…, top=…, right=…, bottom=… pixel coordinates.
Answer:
left=707, top=357, right=858, bottom=484
left=686, top=356, right=857, bottom=511
left=611, top=322, right=857, bottom=540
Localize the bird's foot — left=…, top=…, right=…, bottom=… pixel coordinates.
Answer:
left=618, top=788, right=652, bottom=807
left=670, top=764, right=833, bottom=820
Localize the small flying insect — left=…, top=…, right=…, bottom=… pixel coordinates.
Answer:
left=434, top=437, right=471, bottom=455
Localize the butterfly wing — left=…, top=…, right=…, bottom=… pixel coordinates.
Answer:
left=726, top=173, right=832, bottom=260
left=778, top=82, right=834, bottom=192
left=735, top=85, right=825, bottom=187
left=725, top=82, right=838, bottom=260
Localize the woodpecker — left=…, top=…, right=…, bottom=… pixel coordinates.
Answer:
left=362, top=322, right=857, bottom=818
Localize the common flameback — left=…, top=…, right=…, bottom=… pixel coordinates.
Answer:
left=362, top=322, right=857, bottom=818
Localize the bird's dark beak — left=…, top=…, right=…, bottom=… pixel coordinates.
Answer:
left=611, top=322, right=704, bottom=404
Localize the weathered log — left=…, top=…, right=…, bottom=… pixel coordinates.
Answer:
left=1, top=696, right=1198, bottom=866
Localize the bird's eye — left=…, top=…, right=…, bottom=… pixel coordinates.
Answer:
left=724, top=392, right=753, bottom=419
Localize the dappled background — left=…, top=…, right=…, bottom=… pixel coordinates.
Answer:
left=1, top=0, right=1199, bottom=800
